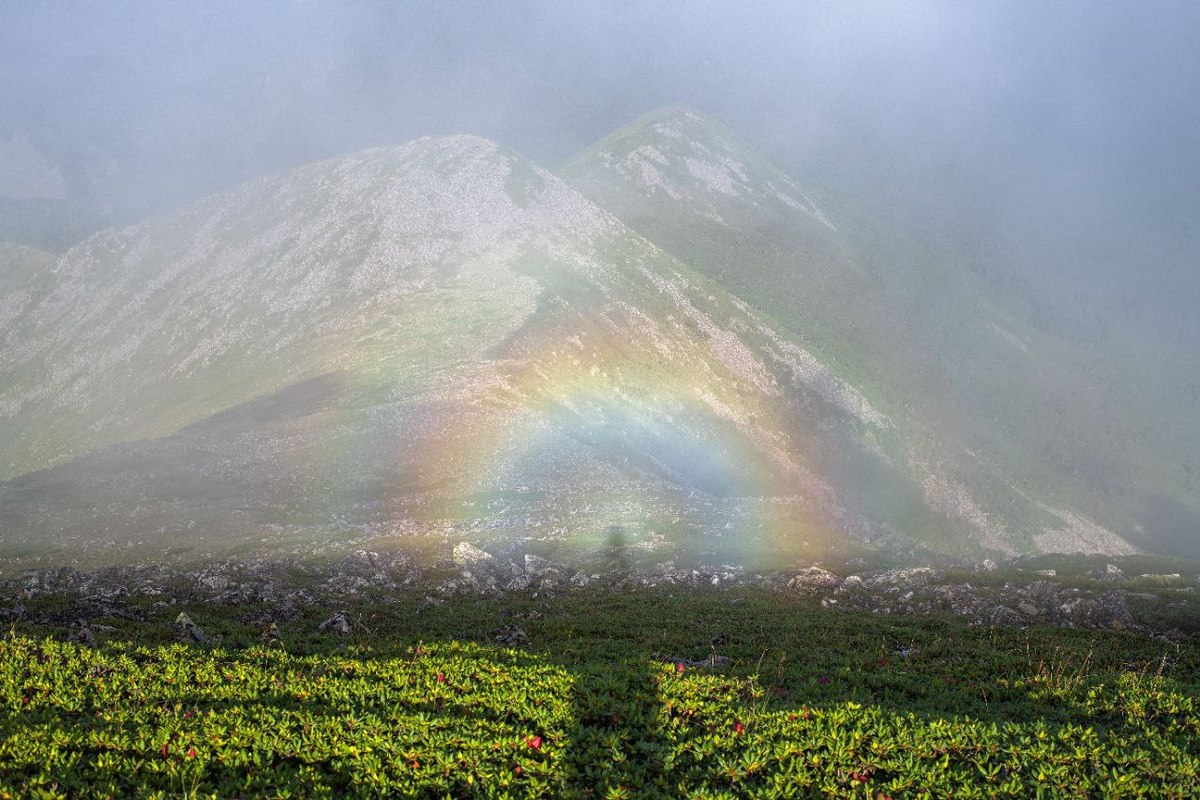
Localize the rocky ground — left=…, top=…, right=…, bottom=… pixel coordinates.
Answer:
left=2, top=544, right=1198, bottom=644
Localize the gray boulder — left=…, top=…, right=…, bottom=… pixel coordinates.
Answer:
left=173, top=612, right=208, bottom=643
left=492, top=624, right=530, bottom=647
left=318, top=611, right=371, bottom=636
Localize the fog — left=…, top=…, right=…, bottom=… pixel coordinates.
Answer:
left=2, top=1, right=1198, bottom=357
left=1, top=1, right=1199, bottom=564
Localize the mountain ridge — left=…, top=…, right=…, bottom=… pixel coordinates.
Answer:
left=1, top=111, right=1167, bottom=571
left=561, top=104, right=1159, bottom=557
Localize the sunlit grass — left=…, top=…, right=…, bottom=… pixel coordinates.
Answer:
left=2, top=588, right=1197, bottom=797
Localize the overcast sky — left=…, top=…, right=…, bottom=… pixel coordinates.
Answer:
left=2, top=1, right=1198, bottom=319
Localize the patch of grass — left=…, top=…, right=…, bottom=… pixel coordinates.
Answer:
left=2, top=588, right=1197, bottom=797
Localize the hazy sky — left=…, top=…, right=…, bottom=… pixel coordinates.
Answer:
left=2, top=1, right=1198, bottom=321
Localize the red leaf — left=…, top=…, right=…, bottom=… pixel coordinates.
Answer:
left=187, top=748, right=197, bottom=758
left=734, top=722, right=744, bottom=734
left=437, top=673, right=445, bottom=683
left=527, top=735, right=542, bottom=750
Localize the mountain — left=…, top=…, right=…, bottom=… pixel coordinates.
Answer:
left=1, top=112, right=1172, bottom=573
left=0, top=135, right=857, bottom=569
left=561, top=104, right=1191, bottom=557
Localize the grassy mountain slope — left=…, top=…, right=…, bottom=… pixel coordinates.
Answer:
left=0, top=135, right=934, bottom=568
left=560, top=104, right=1168, bottom=556
left=0, top=137, right=579, bottom=479
left=0, top=117, right=1163, bottom=569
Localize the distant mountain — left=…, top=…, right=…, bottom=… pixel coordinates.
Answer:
left=562, top=104, right=1195, bottom=557
left=3, top=109, right=1185, bottom=571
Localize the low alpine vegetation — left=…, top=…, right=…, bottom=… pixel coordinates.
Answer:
left=2, top=588, right=1197, bottom=797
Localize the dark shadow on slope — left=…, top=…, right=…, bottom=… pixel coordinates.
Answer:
left=561, top=658, right=668, bottom=796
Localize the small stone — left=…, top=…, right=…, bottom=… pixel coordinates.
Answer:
left=523, top=554, right=561, bottom=577
left=71, top=625, right=97, bottom=647
left=173, top=612, right=208, bottom=643
left=1, top=598, right=27, bottom=621
left=453, top=542, right=495, bottom=571
left=492, top=624, right=530, bottom=647
left=837, top=575, right=864, bottom=593
left=318, top=611, right=370, bottom=636
left=504, top=573, right=533, bottom=591
left=787, top=566, right=840, bottom=590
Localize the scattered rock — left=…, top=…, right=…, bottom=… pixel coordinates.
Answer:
left=173, top=613, right=208, bottom=643
left=1137, top=573, right=1182, bottom=583
left=523, top=554, right=562, bottom=577
left=988, top=605, right=1025, bottom=627
left=416, top=595, right=443, bottom=611
left=0, top=553, right=1184, bottom=640
left=70, top=625, right=97, bottom=647
left=492, top=624, right=530, bottom=647
left=453, top=542, right=495, bottom=573
left=504, top=573, right=533, bottom=592
left=866, top=567, right=943, bottom=588
left=197, top=573, right=229, bottom=593
left=318, top=611, right=370, bottom=636
left=1095, top=591, right=1136, bottom=630
left=1, top=598, right=27, bottom=621
left=788, top=566, right=840, bottom=591
left=836, top=575, right=865, bottom=593
left=328, top=550, right=411, bottom=592
left=1158, top=628, right=1188, bottom=643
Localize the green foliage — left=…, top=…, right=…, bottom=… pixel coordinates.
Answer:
left=2, top=588, right=1198, bottom=797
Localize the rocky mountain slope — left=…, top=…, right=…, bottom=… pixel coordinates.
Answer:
left=561, top=105, right=1167, bottom=557
left=0, top=114, right=1158, bottom=573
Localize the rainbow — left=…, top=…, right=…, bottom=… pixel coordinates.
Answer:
left=398, top=302, right=843, bottom=570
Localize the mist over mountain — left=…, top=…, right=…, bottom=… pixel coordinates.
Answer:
left=6, top=11, right=1200, bottom=795
left=7, top=104, right=1196, bottom=572
left=1, top=3, right=1197, bottom=568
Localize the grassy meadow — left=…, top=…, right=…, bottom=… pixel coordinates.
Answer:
left=2, top=587, right=1197, bottom=798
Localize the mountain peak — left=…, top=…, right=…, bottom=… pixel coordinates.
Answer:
left=562, top=103, right=835, bottom=230
left=624, top=102, right=716, bottom=129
